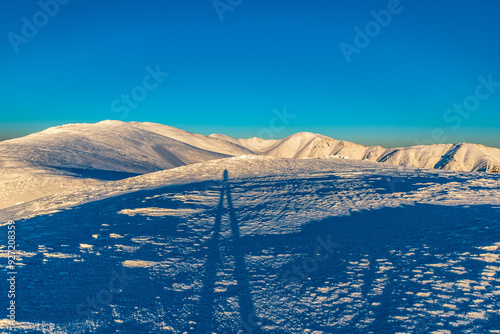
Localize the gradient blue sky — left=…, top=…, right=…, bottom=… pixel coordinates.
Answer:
left=1, top=0, right=499, bottom=147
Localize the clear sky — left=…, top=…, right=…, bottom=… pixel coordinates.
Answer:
left=1, top=0, right=499, bottom=147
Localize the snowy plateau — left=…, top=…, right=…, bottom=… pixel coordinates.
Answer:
left=0, top=120, right=499, bottom=333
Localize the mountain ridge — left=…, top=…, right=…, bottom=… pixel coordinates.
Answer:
left=214, top=130, right=500, bottom=173
left=0, top=120, right=498, bottom=210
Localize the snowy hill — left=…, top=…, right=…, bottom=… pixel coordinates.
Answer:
left=1, top=155, right=499, bottom=223
left=1, top=121, right=499, bottom=210
left=130, top=122, right=254, bottom=156
left=2, top=120, right=232, bottom=173
left=0, top=121, right=231, bottom=209
left=1, top=156, right=499, bottom=333
left=209, top=133, right=281, bottom=154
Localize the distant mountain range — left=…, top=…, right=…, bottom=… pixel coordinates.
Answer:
left=0, top=120, right=498, bottom=209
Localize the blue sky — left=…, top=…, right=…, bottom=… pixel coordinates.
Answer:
left=1, top=0, right=499, bottom=147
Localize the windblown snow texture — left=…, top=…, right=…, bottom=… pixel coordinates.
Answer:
left=0, top=122, right=499, bottom=333
left=1, top=155, right=499, bottom=333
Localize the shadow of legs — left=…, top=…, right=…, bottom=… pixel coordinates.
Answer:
left=224, top=170, right=261, bottom=333
left=196, top=186, right=224, bottom=333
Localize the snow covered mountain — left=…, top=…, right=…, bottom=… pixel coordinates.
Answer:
left=1, top=121, right=499, bottom=210
left=212, top=132, right=500, bottom=173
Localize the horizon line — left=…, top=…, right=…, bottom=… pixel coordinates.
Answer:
left=1, top=120, right=499, bottom=150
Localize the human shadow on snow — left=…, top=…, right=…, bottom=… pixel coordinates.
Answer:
left=2, top=171, right=499, bottom=333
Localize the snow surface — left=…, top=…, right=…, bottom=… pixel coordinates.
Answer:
left=1, top=155, right=500, bottom=333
